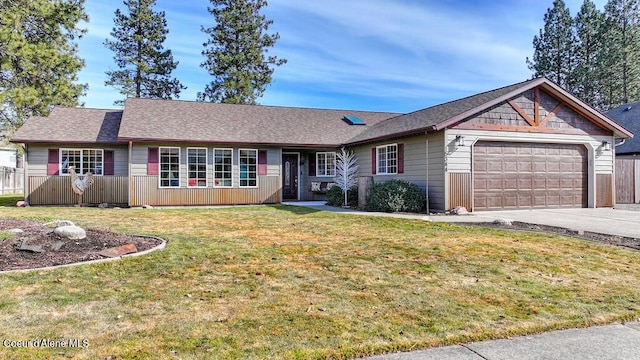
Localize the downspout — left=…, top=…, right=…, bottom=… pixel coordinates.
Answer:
left=128, top=141, right=132, bottom=207
left=425, top=132, right=429, bottom=215
left=615, top=139, right=626, bottom=148
left=23, top=144, right=28, bottom=202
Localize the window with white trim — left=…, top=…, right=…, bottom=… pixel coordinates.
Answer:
left=214, top=148, right=233, bottom=187
left=377, top=144, right=397, bottom=175
left=160, top=147, right=180, bottom=187
left=61, top=149, right=103, bottom=175
left=239, top=149, right=257, bottom=187
left=316, top=152, right=336, bottom=177
left=187, top=148, right=207, bottom=187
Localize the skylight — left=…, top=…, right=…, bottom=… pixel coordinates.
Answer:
left=343, top=115, right=365, bottom=125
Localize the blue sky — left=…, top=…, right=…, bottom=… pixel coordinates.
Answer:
left=77, top=0, right=606, bottom=113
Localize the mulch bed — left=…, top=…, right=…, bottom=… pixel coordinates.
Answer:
left=0, top=218, right=163, bottom=271
left=462, top=221, right=640, bottom=251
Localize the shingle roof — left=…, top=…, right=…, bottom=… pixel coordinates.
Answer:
left=118, top=98, right=399, bottom=146
left=606, top=102, right=640, bottom=154
left=10, top=108, right=123, bottom=144
left=347, top=77, right=633, bottom=144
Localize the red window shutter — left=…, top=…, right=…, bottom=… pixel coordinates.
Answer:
left=308, top=152, right=316, bottom=176
left=371, top=148, right=377, bottom=175
left=147, top=147, right=159, bottom=175
left=397, top=143, right=404, bottom=174
left=47, top=149, right=59, bottom=175
left=258, top=150, right=267, bottom=175
left=104, top=150, right=115, bottom=175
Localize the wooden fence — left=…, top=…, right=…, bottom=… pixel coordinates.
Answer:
left=0, top=167, right=24, bottom=195
left=28, top=176, right=129, bottom=205
left=616, top=158, right=639, bottom=204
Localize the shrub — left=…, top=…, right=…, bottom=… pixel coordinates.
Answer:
left=365, top=179, right=425, bottom=213
left=325, top=185, right=358, bottom=208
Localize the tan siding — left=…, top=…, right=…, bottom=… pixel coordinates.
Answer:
left=130, top=175, right=280, bottom=206
left=447, top=131, right=614, bottom=174
left=427, top=131, right=446, bottom=211
left=28, top=176, right=128, bottom=205
left=354, top=135, right=427, bottom=190
left=27, top=145, right=129, bottom=177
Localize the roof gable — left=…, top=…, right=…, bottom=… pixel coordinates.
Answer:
left=347, top=77, right=633, bottom=145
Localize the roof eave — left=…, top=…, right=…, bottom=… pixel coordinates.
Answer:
left=345, top=127, right=436, bottom=147
left=117, top=137, right=343, bottom=148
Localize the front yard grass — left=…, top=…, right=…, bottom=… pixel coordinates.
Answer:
left=1, top=205, right=639, bottom=359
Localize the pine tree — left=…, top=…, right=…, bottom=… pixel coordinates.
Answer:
left=527, top=0, right=576, bottom=91
left=573, top=0, right=605, bottom=107
left=602, top=0, right=640, bottom=107
left=0, top=0, right=88, bottom=131
left=104, top=0, right=185, bottom=106
left=199, top=0, right=286, bottom=104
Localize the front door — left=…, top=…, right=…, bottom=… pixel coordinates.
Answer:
left=282, top=153, right=299, bottom=200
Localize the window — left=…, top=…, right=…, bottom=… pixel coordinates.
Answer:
left=239, top=149, right=257, bottom=187
left=160, top=147, right=180, bottom=187
left=61, top=149, right=103, bottom=175
left=187, top=148, right=207, bottom=187
left=377, top=144, right=397, bottom=174
left=316, top=152, right=336, bottom=177
left=214, top=148, right=233, bottom=187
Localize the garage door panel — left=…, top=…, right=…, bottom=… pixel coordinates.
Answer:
left=473, top=142, right=587, bottom=210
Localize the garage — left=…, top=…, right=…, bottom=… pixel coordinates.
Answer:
left=473, top=141, right=588, bottom=210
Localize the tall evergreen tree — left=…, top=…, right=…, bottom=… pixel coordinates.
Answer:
left=527, top=0, right=576, bottom=91
left=104, top=0, right=185, bottom=106
left=573, top=0, right=605, bottom=107
left=199, top=0, right=286, bottom=104
left=0, top=0, right=88, bottom=131
left=602, top=0, right=640, bottom=106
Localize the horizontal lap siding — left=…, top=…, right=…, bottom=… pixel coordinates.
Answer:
left=27, top=145, right=129, bottom=177
left=130, top=175, right=280, bottom=206
left=354, top=135, right=427, bottom=191
left=427, top=132, right=446, bottom=211
left=28, top=176, right=128, bottom=205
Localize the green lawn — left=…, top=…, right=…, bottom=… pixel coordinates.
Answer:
left=0, top=205, right=639, bottom=359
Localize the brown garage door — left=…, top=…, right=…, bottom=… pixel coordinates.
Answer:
left=474, top=142, right=587, bottom=210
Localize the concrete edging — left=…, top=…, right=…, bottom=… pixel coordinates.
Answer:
left=0, top=235, right=167, bottom=274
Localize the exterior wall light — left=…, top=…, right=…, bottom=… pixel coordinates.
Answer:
left=601, top=141, right=611, bottom=151
left=456, top=135, right=465, bottom=147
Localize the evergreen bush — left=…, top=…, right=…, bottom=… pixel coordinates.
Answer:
left=365, top=179, right=425, bottom=213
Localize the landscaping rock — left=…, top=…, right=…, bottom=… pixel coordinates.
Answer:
left=142, top=204, right=154, bottom=209
left=54, top=225, right=86, bottom=240
left=8, top=228, right=23, bottom=234
left=98, top=243, right=137, bottom=258
left=493, top=218, right=513, bottom=226
left=18, top=239, right=44, bottom=253
left=453, top=206, right=469, bottom=215
left=16, top=201, right=29, bottom=207
left=98, top=203, right=109, bottom=208
left=55, top=220, right=75, bottom=228
left=51, top=242, right=65, bottom=251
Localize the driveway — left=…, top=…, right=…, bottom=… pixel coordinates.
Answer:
left=470, top=208, right=640, bottom=239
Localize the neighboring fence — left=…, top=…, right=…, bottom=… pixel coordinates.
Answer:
left=0, top=167, right=24, bottom=195
left=616, top=158, right=640, bottom=204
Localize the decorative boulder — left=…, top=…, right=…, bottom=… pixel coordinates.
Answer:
left=452, top=206, right=469, bottom=215
left=54, top=225, right=86, bottom=240
left=142, top=204, right=154, bottom=209
left=493, top=218, right=513, bottom=226
left=55, top=220, right=75, bottom=228
left=16, top=201, right=29, bottom=207
left=98, top=203, right=109, bottom=209
left=8, top=228, right=23, bottom=234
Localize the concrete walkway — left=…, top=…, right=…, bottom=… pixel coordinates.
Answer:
left=284, top=202, right=640, bottom=360
left=366, top=322, right=640, bottom=360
